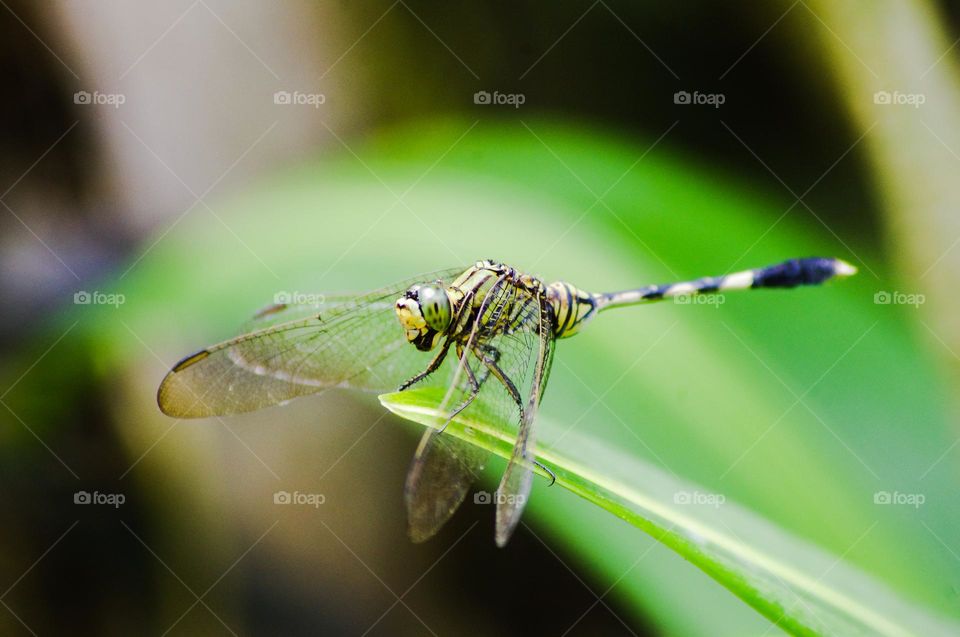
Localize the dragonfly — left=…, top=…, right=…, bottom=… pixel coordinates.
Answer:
left=158, top=256, right=856, bottom=546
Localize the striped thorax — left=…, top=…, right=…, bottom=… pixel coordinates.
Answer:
left=395, top=260, right=548, bottom=350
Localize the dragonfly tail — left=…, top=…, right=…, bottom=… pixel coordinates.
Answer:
left=595, top=256, right=857, bottom=310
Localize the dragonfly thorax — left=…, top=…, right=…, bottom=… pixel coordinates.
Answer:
left=395, top=283, right=453, bottom=351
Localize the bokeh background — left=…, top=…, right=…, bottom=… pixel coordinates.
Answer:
left=2, top=1, right=960, bottom=635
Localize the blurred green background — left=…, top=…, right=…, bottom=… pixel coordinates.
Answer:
left=2, top=1, right=959, bottom=635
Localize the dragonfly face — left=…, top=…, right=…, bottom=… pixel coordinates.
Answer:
left=395, top=283, right=453, bottom=351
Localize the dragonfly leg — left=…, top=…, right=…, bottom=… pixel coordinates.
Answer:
left=472, top=344, right=525, bottom=420
left=533, top=460, right=556, bottom=486
left=438, top=343, right=484, bottom=433
left=438, top=388, right=481, bottom=433
left=398, top=339, right=452, bottom=391
left=471, top=344, right=556, bottom=486
left=455, top=342, right=483, bottom=390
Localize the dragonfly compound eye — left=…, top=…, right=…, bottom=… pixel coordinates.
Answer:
left=416, top=284, right=452, bottom=332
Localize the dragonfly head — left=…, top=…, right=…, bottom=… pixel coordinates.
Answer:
left=395, top=284, right=453, bottom=352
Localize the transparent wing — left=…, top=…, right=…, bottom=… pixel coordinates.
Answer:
left=157, top=267, right=465, bottom=418
left=489, top=292, right=554, bottom=547
left=242, top=293, right=361, bottom=330
left=405, top=430, right=488, bottom=542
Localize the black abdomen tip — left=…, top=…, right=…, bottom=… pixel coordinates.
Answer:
left=753, top=257, right=854, bottom=289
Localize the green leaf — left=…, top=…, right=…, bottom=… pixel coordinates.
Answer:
left=381, top=387, right=960, bottom=637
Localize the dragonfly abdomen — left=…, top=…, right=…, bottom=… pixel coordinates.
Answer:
left=594, top=257, right=857, bottom=312
left=547, top=281, right=599, bottom=338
